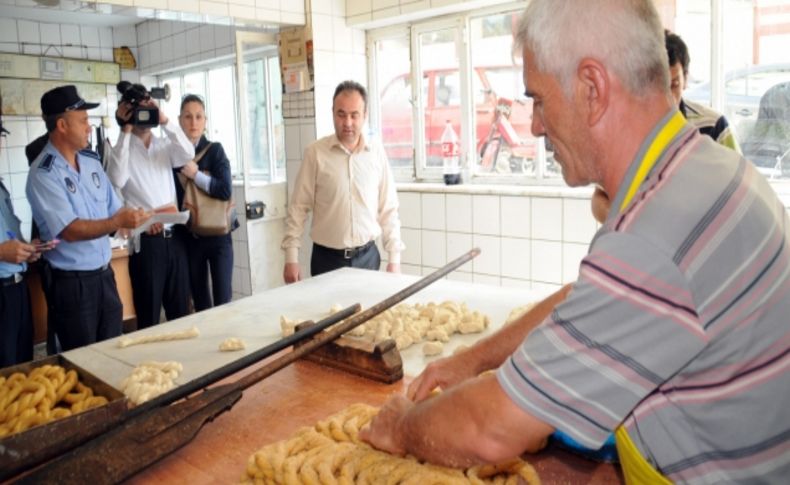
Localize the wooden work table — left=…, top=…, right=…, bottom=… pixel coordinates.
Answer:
left=60, top=268, right=622, bottom=484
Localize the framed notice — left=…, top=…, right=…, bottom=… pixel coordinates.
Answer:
left=0, top=53, right=41, bottom=79
left=0, top=53, right=119, bottom=84
left=0, top=78, right=109, bottom=116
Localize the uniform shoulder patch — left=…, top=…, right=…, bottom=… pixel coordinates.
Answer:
left=38, top=154, right=55, bottom=171
left=79, top=149, right=101, bottom=161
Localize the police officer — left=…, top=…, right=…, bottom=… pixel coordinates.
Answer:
left=0, top=91, right=40, bottom=366
left=26, top=85, right=150, bottom=351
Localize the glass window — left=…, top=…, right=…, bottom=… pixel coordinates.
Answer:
left=243, top=58, right=271, bottom=178
left=207, top=65, right=239, bottom=174
left=470, top=12, right=539, bottom=176
left=418, top=27, right=461, bottom=168
left=183, top=72, right=206, bottom=101
left=159, top=76, right=182, bottom=122
left=374, top=36, right=413, bottom=170
left=268, top=56, right=286, bottom=182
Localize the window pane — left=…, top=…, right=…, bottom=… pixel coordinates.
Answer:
left=268, top=56, right=286, bottom=181
left=243, top=58, right=271, bottom=177
left=418, top=28, right=461, bottom=168
left=159, top=76, right=181, bottom=122
left=470, top=12, right=540, bottom=176
left=207, top=65, right=240, bottom=175
left=722, top=0, right=790, bottom=179
left=183, top=72, right=207, bottom=101
left=375, top=36, right=413, bottom=169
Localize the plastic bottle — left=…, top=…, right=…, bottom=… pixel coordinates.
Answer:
left=440, top=120, right=461, bottom=185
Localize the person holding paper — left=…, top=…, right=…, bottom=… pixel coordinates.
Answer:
left=106, top=84, right=195, bottom=329
left=26, top=85, right=150, bottom=351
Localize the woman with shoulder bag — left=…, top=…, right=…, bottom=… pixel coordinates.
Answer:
left=176, top=94, right=237, bottom=311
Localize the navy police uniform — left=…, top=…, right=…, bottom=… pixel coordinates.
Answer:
left=26, top=142, right=124, bottom=351
left=0, top=177, right=33, bottom=366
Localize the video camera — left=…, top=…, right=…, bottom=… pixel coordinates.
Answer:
left=116, top=81, right=170, bottom=128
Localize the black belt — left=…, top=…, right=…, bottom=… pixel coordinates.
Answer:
left=0, top=273, right=23, bottom=286
left=141, top=227, right=173, bottom=238
left=51, top=264, right=110, bottom=278
left=317, top=240, right=375, bottom=259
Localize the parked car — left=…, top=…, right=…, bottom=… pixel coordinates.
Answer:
left=378, top=66, right=538, bottom=173
left=684, top=63, right=790, bottom=178
left=684, top=63, right=790, bottom=137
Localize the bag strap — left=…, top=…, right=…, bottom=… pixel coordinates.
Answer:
left=178, top=142, right=214, bottom=188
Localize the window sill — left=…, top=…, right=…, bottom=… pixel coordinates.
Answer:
left=395, top=181, right=595, bottom=199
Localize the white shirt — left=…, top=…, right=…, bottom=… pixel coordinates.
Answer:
left=106, top=120, right=195, bottom=209
left=282, top=133, right=404, bottom=264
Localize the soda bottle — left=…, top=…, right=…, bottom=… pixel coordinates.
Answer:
left=441, top=120, right=461, bottom=185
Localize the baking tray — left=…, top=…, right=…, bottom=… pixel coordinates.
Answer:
left=0, top=354, right=128, bottom=479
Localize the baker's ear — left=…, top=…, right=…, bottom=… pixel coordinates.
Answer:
left=576, top=58, right=609, bottom=125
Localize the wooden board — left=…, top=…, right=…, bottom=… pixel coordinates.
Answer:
left=125, top=359, right=622, bottom=484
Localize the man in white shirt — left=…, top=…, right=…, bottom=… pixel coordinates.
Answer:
left=282, top=80, right=404, bottom=283
left=107, top=86, right=195, bottom=328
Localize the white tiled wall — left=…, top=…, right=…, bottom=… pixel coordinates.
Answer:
left=0, top=18, right=140, bottom=240
left=134, top=19, right=236, bottom=74
left=346, top=0, right=512, bottom=26
left=396, top=188, right=600, bottom=290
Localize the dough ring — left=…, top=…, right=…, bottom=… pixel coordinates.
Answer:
left=241, top=403, right=540, bottom=484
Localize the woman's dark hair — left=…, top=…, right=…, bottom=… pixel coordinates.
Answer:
left=180, top=94, right=205, bottom=111
left=665, top=29, right=690, bottom=76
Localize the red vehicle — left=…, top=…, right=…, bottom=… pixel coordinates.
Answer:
left=378, top=66, right=537, bottom=173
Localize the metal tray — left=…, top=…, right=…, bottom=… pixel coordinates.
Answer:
left=0, top=354, right=128, bottom=478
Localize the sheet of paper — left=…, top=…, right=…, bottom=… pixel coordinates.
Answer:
left=130, top=210, right=190, bottom=237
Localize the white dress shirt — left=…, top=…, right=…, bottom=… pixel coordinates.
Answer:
left=106, top=120, right=195, bottom=209
left=282, top=133, right=404, bottom=264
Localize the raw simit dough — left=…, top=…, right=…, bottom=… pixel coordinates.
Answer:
left=282, top=302, right=491, bottom=358
left=220, top=337, right=246, bottom=352
left=0, top=364, right=108, bottom=438
left=241, top=403, right=540, bottom=484
left=280, top=316, right=298, bottom=337
left=120, top=361, right=183, bottom=405
left=422, top=341, right=444, bottom=356
left=117, top=326, right=200, bottom=348
left=505, top=302, right=537, bottom=325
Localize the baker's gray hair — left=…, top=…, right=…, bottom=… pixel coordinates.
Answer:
left=515, top=0, right=668, bottom=98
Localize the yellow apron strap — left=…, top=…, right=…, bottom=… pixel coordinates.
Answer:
left=615, top=426, right=673, bottom=484
left=619, top=111, right=686, bottom=212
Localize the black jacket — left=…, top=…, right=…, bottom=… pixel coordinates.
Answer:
left=174, top=135, right=233, bottom=209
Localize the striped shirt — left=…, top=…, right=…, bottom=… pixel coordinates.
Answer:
left=498, top=110, right=790, bottom=483
left=681, top=98, right=741, bottom=153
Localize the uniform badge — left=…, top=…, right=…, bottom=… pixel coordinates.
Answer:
left=65, top=177, right=76, bottom=193
left=92, top=172, right=101, bottom=188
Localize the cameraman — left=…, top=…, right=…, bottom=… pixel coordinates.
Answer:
left=106, top=83, right=195, bottom=329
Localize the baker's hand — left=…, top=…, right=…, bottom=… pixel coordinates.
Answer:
left=407, top=349, right=479, bottom=402
left=180, top=160, right=199, bottom=180
left=386, top=262, right=400, bottom=274
left=0, top=239, right=36, bottom=264
left=358, top=394, right=412, bottom=456
left=283, top=262, right=301, bottom=284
